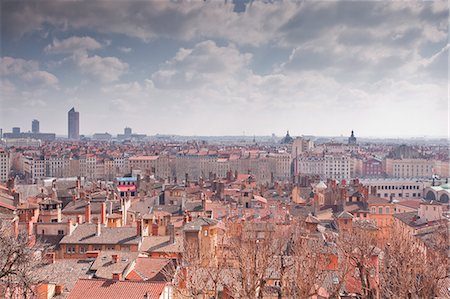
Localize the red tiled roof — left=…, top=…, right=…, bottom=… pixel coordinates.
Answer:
left=125, top=257, right=170, bottom=281
left=67, top=279, right=166, bottom=299
left=117, top=185, right=136, bottom=192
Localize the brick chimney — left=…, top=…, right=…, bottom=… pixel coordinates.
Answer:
left=112, top=254, right=119, bottom=263
left=112, top=272, right=122, bottom=280
left=55, top=284, right=64, bottom=295
left=13, top=219, right=19, bottom=239
left=85, top=202, right=91, bottom=224
left=100, top=202, right=106, bottom=225
left=67, top=219, right=74, bottom=236
left=96, top=220, right=101, bottom=236
left=27, top=220, right=34, bottom=236
left=76, top=215, right=82, bottom=224
left=46, top=252, right=56, bottom=264
left=136, top=218, right=142, bottom=237
left=168, top=223, right=175, bottom=244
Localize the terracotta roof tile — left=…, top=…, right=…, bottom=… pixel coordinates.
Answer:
left=67, top=279, right=166, bottom=299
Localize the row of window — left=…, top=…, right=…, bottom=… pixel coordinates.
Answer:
left=66, top=244, right=129, bottom=254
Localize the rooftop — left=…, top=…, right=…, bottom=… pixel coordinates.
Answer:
left=67, top=279, right=166, bottom=299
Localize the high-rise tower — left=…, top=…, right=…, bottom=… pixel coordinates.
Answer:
left=68, top=107, right=80, bottom=140
left=32, top=119, right=40, bottom=134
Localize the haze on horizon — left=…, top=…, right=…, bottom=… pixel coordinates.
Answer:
left=0, top=0, right=448, bottom=138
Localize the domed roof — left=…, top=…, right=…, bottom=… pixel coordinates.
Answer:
left=280, top=130, right=294, bottom=144
left=440, top=183, right=450, bottom=190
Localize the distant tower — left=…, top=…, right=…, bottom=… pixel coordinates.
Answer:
left=32, top=119, right=40, bottom=134
left=68, top=107, right=80, bottom=140
left=348, top=130, right=357, bottom=145
left=12, top=127, right=20, bottom=135
left=124, top=127, right=132, bottom=137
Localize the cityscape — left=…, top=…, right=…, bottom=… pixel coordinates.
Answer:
left=0, top=1, right=449, bottom=299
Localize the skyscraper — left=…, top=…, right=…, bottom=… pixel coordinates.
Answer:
left=32, top=119, right=40, bottom=134
left=68, top=107, right=80, bottom=140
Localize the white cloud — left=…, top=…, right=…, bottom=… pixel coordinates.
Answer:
left=74, top=52, right=128, bottom=82
left=0, top=56, right=59, bottom=87
left=0, top=56, right=38, bottom=75
left=22, top=70, right=59, bottom=86
left=45, top=36, right=102, bottom=54
left=152, top=40, right=252, bottom=89
left=118, top=47, right=132, bottom=53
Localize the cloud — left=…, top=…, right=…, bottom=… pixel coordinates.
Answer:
left=22, top=70, right=59, bottom=86
left=152, top=40, right=251, bottom=89
left=118, top=47, right=132, bottom=53
left=0, top=56, right=59, bottom=87
left=73, top=52, right=128, bottom=82
left=45, top=36, right=102, bottom=54
left=0, top=56, right=38, bottom=75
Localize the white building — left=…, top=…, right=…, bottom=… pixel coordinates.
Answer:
left=0, top=149, right=10, bottom=182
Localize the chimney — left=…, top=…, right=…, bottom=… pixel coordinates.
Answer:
left=168, top=223, right=175, bottom=244
left=136, top=218, right=142, bottom=237
left=112, top=254, right=119, bottom=264
left=85, top=202, right=91, bottom=224
left=112, top=272, right=122, bottom=280
left=27, top=220, right=34, bottom=236
left=201, top=197, right=206, bottom=211
left=96, top=220, right=101, bottom=236
left=76, top=215, right=82, bottom=224
left=13, top=219, right=19, bottom=239
left=67, top=219, right=74, bottom=236
left=363, top=186, right=369, bottom=201
left=100, top=202, right=106, bottom=225
left=54, top=284, right=63, bottom=296
left=46, top=252, right=56, bottom=264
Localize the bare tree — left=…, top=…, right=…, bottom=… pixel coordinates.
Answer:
left=380, top=222, right=448, bottom=298
left=278, top=222, right=331, bottom=298
left=0, top=220, right=48, bottom=299
left=164, top=234, right=229, bottom=299
left=226, top=221, right=285, bottom=299
left=336, top=221, right=380, bottom=299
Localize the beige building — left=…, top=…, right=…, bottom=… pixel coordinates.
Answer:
left=384, top=158, right=434, bottom=178
left=129, top=155, right=170, bottom=179
left=361, top=179, right=427, bottom=200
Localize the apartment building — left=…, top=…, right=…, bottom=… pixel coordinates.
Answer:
left=0, top=149, right=10, bottom=182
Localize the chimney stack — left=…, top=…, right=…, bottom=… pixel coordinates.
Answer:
left=100, top=202, right=106, bottom=225
left=85, top=202, right=91, bottom=224
left=136, top=218, right=142, bottom=237
left=13, top=219, right=19, bottom=239
left=76, top=215, right=82, bottom=224
left=67, top=219, right=74, bottom=236
left=96, top=220, right=101, bottom=236
left=112, top=272, right=122, bottom=280
left=112, top=254, right=119, bottom=264
left=27, top=220, right=34, bottom=236
left=168, top=223, right=175, bottom=244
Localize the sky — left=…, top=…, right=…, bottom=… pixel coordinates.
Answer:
left=0, top=0, right=448, bottom=138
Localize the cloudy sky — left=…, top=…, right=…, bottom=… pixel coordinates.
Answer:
left=0, top=0, right=448, bottom=138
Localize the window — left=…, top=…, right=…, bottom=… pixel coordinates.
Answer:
left=93, top=245, right=102, bottom=251
left=80, top=246, right=87, bottom=253
left=107, top=245, right=115, bottom=251
left=66, top=246, right=76, bottom=254
left=386, top=207, right=390, bottom=214
left=204, top=229, right=208, bottom=237
left=51, top=219, right=58, bottom=223
left=378, top=207, right=383, bottom=214
left=58, top=230, right=64, bottom=235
